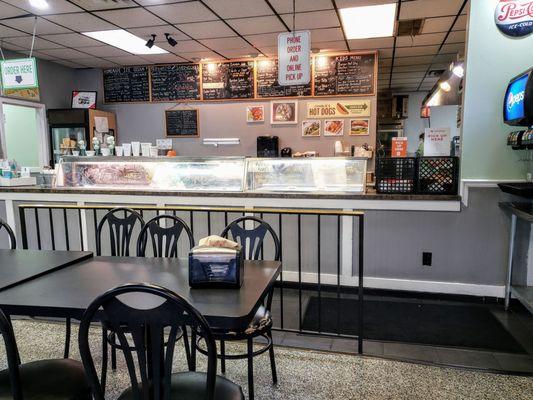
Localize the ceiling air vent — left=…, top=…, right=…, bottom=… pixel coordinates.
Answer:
left=396, top=19, right=425, bottom=37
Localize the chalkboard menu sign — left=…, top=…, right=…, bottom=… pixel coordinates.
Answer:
left=103, top=66, right=150, bottom=103
left=256, top=59, right=311, bottom=98
left=151, top=64, right=200, bottom=101
left=314, top=53, right=376, bottom=96
left=201, top=61, right=254, bottom=100
left=165, top=109, right=199, bottom=137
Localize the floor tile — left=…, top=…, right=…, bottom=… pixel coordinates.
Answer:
left=281, top=333, right=333, bottom=351
left=493, top=353, right=533, bottom=373
left=383, top=342, right=439, bottom=363
left=435, top=347, right=501, bottom=370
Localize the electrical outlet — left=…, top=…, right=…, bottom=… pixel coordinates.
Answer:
left=422, top=252, right=432, bottom=267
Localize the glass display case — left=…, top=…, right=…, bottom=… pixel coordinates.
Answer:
left=246, top=157, right=367, bottom=193
left=55, top=156, right=246, bottom=192
left=55, top=156, right=367, bottom=194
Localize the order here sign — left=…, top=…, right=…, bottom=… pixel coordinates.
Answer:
left=278, top=30, right=310, bottom=86
left=0, top=58, right=39, bottom=90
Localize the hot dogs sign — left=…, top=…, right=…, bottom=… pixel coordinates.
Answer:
left=494, top=0, right=533, bottom=37
left=306, top=100, right=371, bottom=118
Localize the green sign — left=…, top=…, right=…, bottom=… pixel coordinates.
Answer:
left=0, top=58, right=39, bottom=90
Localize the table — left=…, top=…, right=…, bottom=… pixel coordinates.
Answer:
left=0, top=249, right=93, bottom=292
left=0, top=256, right=281, bottom=331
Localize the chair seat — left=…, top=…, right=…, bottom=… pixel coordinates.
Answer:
left=0, top=358, right=90, bottom=400
left=118, top=371, right=244, bottom=400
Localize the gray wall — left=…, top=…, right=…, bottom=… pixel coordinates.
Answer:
left=74, top=68, right=377, bottom=163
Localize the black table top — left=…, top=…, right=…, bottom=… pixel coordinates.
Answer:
left=0, top=256, right=281, bottom=330
left=0, top=249, right=93, bottom=292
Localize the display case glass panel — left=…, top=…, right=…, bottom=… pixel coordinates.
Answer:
left=246, top=157, right=367, bottom=193
left=56, top=156, right=246, bottom=192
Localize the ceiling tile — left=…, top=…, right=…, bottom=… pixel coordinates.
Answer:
left=446, top=30, right=466, bottom=43
left=0, top=24, right=25, bottom=38
left=53, top=59, right=86, bottom=68
left=166, top=40, right=209, bottom=53
left=454, top=14, right=468, bottom=30
left=270, top=0, right=333, bottom=13
left=139, top=53, right=188, bottom=64
left=127, top=26, right=189, bottom=42
left=393, top=65, right=430, bottom=73
left=177, top=21, right=237, bottom=39
left=136, top=0, right=190, bottom=4
left=244, top=32, right=281, bottom=48
left=175, top=50, right=222, bottom=61
left=76, top=45, right=131, bottom=57
left=202, top=0, right=273, bottom=18
left=281, top=10, right=340, bottom=30
left=348, top=37, right=394, bottom=50
left=0, top=2, right=29, bottom=19
left=440, top=42, right=465, bottom=55
left=391, top=71, right=427, bottom=80
left=311, top=27, right=344, bottom=42
left=421, top=16, right=455, bottom=34
left=380, top=58, right=392, bottom=67
left=2, top=17, right=71, bottom=35
left=226, top=16, right=285, bottom=35
left=46, top=13, right=116, bottom=31
left=395, top=45, right=439, bottom=58
left=0, top=42, right=26, bottom=52
left=41, top=33, right=103, bottom=47
left=41, top=47, right=94, bottom=59
left=4, top=36, right=63, bottom=50
left=400, top=0, right=464, bottom=20
left=69, top=0, right=137, bottom=10
left=379, top=48, right=394, bottom=58
left=396, top=32, right=446, bottom=47
left=19, top=50, right=58, bottom=60
left=433, top=53, right=457, bottom=63
left=94, top=8, right=165, bottom=28
left=395, top=55, right=434, bottom=66
left=1, top=0, right=83, bottom=14
left=147, top=2, right=218, bottom=24
left=199, top=37, right=255, bottom=52
left=220, top=49, right=256, bottom=58
left=103, top=55, right=150, bottom=65
left=75, top=58, right=120, bottom=68
left=313, top=40, right=348, bottom=52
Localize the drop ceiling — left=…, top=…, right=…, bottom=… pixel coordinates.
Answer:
left=0, top=0, right=469, bottom=92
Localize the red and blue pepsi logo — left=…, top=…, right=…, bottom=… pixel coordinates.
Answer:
left=495, top=0, right=533, bottom=37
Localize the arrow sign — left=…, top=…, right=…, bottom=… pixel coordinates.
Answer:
left=15, top=76, right=23, bottom=84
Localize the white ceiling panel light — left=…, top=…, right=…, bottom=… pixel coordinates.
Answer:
left=340, top=3, right=397, bottom=39
left=29, top=0, right=49, bottom=10
left=82, top=30, right=168, bottom=55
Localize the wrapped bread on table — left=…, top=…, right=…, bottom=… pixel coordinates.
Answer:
left=197, top=235, right=240, bottom=249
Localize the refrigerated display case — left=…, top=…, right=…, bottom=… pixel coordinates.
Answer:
left=55, top=156, right=367, bottom=194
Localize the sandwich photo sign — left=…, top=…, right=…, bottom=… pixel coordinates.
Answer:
left=306, top=100, right=371, bottom=118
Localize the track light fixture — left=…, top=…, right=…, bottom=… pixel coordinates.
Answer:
left=145, top=34, right=156, bottom=49
left=165, top=33, right=177, bottom=47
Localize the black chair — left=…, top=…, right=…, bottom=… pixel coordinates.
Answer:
left=136, top=214, right=194, bottom=257
left=78, top=283, right=244, bottom=400
left=0, top=307, right=91, bottom=400
left=0, top=218, right=16, bottom=249
left=96, top=207, right=145, bottom=257
left=197, top=216, right=280, bottom=400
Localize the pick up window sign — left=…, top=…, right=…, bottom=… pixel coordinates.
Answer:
left=0, top=58, right=39, bottom=90
left=277, top=30, right=311, bottom=86
left=495, top=0, right=533, bottom=38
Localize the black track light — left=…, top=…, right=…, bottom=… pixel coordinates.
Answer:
left=165, top=33, right=177, bottom=47
left=145, top=34, right=156, bottom=49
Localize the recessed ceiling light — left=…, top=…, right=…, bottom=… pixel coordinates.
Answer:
left=29, top=0, right=49, bottom=9
left=452, top=65, right=464, bottom=78
left=82, top=30, right=168, bottom=55
left=439, top=81, right=451, bottom=92
left=339, top=3, right=397, bottom=39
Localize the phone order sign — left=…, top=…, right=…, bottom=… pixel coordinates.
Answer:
left=277, top=30, right=311, bottom=86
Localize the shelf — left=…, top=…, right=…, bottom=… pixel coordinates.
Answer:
left=511, top=285, right=533, bottom=314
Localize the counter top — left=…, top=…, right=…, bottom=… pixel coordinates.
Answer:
left=0, top=185, right=460, bottom=201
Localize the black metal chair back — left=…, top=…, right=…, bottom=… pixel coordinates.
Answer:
left=221, top=216, right=280, bottom=261
left=96, top=208, right=144, bottom=256
left=0, top=218, right=16, bottom=249
left=79, top=283, right=217, bottom=400
left=0, top=308, right=23, bottom=399
left=136, top=215, right=194, bottom=258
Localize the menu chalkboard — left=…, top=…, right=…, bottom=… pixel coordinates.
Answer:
left=165, top=109, right=199, bottom=137
left=103, top=66, right=150, bottom=103
left=151, top=64, right=200, bottom=101
left=256, top=59, right=311, bottom=98
left=201, top=61, right=254, bottom=100
left=314, top=53, right=376, bottom=96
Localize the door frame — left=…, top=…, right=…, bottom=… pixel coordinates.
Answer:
left=0, top=96, right=48, bottom=170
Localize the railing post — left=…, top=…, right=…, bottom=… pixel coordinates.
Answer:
left=18, top=206, right=28, bottom=250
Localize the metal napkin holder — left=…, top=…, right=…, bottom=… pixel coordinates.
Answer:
left=189, top=245, right=244, bottom=288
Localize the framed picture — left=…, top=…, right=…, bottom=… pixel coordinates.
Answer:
left=324, top=119, right=344, bottom=136
left=271, top=100, right=298, bottom=124
left=72, top=91, right=97, bottom=109
left=302, top=120, right=321, bottom=137
left=246, top=105, right=264, bottom=122
left=349, top=119, right=370, bottom=136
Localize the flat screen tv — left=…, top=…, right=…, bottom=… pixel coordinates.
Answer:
left=504, top=67, right=533, bottom=127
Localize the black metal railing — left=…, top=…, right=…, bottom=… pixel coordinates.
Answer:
left=17, top=203, right=365, bottom=353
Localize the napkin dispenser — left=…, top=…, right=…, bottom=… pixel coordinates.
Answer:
left=189, top=237, right=244, bottom=288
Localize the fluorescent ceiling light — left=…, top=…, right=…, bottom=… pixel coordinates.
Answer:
left=29, top=0, right=49, bottom=9
left=82, top=30, right=168, bottom=55
left=339, top=3, right=397, bottom=39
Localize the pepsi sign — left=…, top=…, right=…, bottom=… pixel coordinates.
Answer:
left=503, top=68, right=533, bottom=126
left=495, top=0, right=533, bottom=37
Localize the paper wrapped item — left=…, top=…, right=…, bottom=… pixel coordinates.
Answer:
left=198, top=235, right=240, bottom=250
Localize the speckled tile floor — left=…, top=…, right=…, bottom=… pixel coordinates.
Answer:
left=1, top=320, right=532, bottom=400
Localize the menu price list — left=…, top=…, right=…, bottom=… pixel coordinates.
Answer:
left=314, top=54, right=375, bottom=96
left=256, top=59, right=311, bottom=98
left=151, top=64, right=200, bottom=101
left=165, top=109, right=199, bottom=137
left=201, top=61, right=254, bottom=100
left=103, top=66, right=150, bottom=103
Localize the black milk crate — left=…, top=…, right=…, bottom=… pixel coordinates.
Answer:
left=375, top=157, right=417, bottom=194
left=417, top=157, right=460, bottom=195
